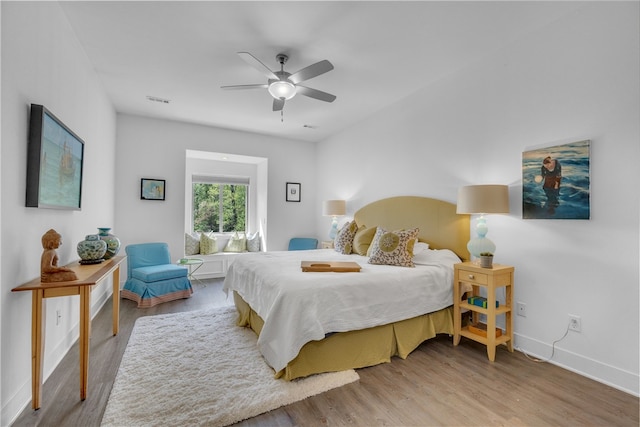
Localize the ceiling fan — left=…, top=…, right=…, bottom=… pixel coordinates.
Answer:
left=221, top=52, right=336, bottom=113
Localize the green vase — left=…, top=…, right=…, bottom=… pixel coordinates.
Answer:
left=98, top=227, right=121, bottom=260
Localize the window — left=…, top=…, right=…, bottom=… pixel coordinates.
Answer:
left=185, top=150, right=267, bottom=249
left=192, top=175, right=248, bottom=233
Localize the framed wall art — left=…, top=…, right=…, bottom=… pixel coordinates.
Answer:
left=522, top=140, right=590, bottom=219
left=26, top=104, right=85, bottom=210
left=286, top=182, right=301, bottom=202
left=141, top=178, right=166, bottom=201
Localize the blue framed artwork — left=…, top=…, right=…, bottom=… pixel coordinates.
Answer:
left=141, top=178, right=166, bottom=201
left=522, top=140, right=590, bottom=219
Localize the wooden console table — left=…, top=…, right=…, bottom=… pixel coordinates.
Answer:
left=12, top=256, right=125, bottom=410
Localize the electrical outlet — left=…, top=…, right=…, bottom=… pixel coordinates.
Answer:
left=56, top=309, right=61, bottom=326
left=516, top=302, right=527, bottom=317
left=568, top=314, right=581, bottom=332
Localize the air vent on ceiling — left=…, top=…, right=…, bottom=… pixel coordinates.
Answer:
left=146, top=96, right=170, bottom=104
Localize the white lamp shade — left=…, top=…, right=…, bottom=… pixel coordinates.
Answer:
left=323, top=200, right=346, bottom=216
left=456, top=185, right=510, bottom=214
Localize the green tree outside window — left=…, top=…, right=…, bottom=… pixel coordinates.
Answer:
left=193, top=183, right=246, bottom=233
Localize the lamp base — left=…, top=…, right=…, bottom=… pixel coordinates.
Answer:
left=467, top=237, right=496, bottom=258
left=467, top=214, right=496, bottom=258
left=328, top=217, right=339, bottom=240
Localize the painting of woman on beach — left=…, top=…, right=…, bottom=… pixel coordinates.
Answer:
left=522, top=140, right=590, bottom=219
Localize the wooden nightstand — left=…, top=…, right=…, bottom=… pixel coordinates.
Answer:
left=320, top=240, right=334, bottom=249
left=453, top=262, right=515, bottom=361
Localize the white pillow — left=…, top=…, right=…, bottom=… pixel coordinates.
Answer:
left=185, top=233, right=200, bottom=255
left=413, top=241, right=430, bottom=255
left=413, top=248, right=461, bottom=266
left=247, top=232, right=261, bottom=252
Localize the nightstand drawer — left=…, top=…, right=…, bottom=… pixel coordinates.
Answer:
left=458, top=271, right=488, bottom=285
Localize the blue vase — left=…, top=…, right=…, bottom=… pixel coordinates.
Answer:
left=98, top=227, right=121, bottom=260
left=77, top=234, right=107, bottom=264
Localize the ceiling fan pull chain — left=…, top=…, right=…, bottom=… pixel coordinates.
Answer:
left=281, top=110, right=284, bottom=122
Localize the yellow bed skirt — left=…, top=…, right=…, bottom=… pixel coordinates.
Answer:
left=233, top=291, right=454, bottom=380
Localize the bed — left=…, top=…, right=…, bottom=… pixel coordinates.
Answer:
left=223, top=196, right=470, bottom=380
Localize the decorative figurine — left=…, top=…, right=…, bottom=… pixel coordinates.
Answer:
left=41, top=229, right=77, bottom=283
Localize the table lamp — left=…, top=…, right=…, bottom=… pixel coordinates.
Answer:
left=456, top=185, right=510, bottom=258
left=323, top=200, right=346, bottom=239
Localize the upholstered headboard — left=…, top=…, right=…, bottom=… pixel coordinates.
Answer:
left=353, top=196, right=470, bottom=261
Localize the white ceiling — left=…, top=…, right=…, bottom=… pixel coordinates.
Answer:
left=59, top=1, right=583, bottom=143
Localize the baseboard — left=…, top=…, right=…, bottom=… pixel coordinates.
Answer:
left=515, top=333, right=639, bottom=397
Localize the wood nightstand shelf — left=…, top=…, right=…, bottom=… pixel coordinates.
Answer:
left=453, top=262, right=515, bottom=361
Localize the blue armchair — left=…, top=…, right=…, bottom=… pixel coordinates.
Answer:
left=288, top=238, right=318, bottom=251
left=121, top=242, right=193, bottom=308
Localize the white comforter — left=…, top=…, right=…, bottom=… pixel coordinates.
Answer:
left=223, top=248, right=461, bottom=372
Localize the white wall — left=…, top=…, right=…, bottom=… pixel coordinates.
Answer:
left=316, top=2, right=639, bottom=395
left=115, top=114, right=318, bottom=259
left=1, top=2, right=117, bottom=424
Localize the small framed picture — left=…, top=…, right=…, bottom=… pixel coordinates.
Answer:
left=141, top=178, right=166, bottom=201
left=286, top=182, right=301, bottom=202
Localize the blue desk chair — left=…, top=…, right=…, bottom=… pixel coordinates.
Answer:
left=121, top=242, right=193, bottom=308
left=288, top=238, right=318, bottom=251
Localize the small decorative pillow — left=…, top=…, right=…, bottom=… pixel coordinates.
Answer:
left=185, top=233, right=200, bottom=255
left=247, top=231, right=261, bottom=252
left=224, top=232, right=247, bottom=253
left=368, top=227, right=419, bottom=267
left=200, top=232, right=218, bottom=255
left=352, top=225, right=377, bottom=256
left=334, top=220, right=358, bottom=254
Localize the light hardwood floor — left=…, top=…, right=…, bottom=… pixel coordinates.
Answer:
left=12, top=279, right=639, bottom=426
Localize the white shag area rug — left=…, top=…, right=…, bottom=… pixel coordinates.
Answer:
left=102, top=306, right=359, bottom=427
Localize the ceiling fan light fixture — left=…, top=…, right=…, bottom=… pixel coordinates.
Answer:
left=268, top=80, right=296, bottom=100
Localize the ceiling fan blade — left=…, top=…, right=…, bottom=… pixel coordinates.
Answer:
left=221, top=84, right=268, bottom=90
left=237, top=52, right=279, bottom=80
left=296, top=86, right=337, bottom=103
left=272, top=98, right=285, bottom=111
left=289, top=60, right=334, bottom=84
